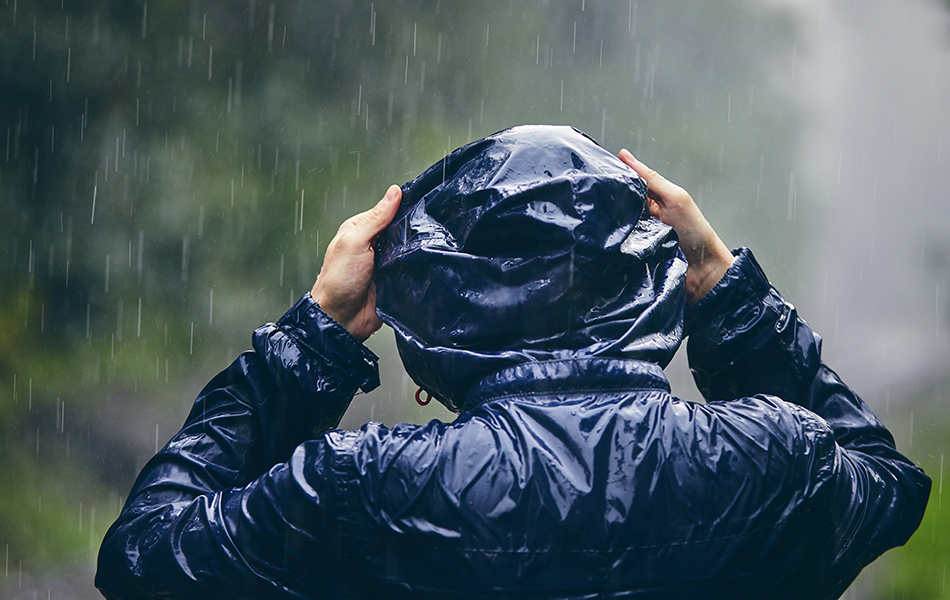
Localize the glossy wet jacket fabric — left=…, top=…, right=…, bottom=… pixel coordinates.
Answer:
left=96, top=127, right=930, bottom=599
left=375, top=125, right=685, bottom=412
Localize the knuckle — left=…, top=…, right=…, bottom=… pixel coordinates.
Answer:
left=327, top=234, right=349, bottom=253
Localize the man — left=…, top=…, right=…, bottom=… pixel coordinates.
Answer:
left=96, top=126, right=929, bottom=599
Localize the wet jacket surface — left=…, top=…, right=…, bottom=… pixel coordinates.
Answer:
left=96, top=125, right=929, bottom=598
left=95, top=250, right=931, bottom=599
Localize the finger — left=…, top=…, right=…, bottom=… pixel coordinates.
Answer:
left=617, top=149, right=680, bottom=205
left=346, top=185, right=403, bottom=243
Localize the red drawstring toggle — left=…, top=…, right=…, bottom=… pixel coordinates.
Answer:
left=415, top=387, right=432, bottom=406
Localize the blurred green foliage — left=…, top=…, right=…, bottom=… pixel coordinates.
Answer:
left=874, top=384, right=950, bottom=600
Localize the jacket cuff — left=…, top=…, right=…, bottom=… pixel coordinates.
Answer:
left=276, top=294, right=380, bottom=393
left=684, top=248, right=770, bottom=337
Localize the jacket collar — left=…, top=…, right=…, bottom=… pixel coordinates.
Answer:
left=463, top=357, right=671, bottom=410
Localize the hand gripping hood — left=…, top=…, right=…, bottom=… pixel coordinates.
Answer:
left=376, top=125, right=687, bottom=412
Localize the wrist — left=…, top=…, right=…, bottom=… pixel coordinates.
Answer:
left=310, top=288, right=347, bottom=328
left=685, top=243, right=735, bottom=304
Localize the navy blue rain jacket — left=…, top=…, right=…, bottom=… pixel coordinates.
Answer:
left=96, top=126, right=930, bottom=599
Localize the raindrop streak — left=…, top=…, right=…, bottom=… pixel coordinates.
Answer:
left=209, top=289, right=214, bottom=327
left=137, top=231, right=144, bottom=276
left=181, top=237, right=190, bottom=282
left=786, top=173, right=796, bottom=220
left=91, top=172, right=98, bottom=224
left=939, top=453, right=944, bottom=510
left=267, top=4, right=276, bottom=52
left=141, top=2, right=148, bottom=39
left=908, top=411, right=914, bottom=448
left=370, top=4, right=376, bottom=45
left=137, top=298, right=142, bottom=337
left=190, top=322, right=195, bottom=355
left=89, top=508, right=96, bottom=551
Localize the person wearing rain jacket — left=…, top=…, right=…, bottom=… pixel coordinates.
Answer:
left=95, top=125, right=930, bottom=599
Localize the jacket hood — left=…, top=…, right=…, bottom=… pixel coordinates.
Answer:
left=375, top=125, right=686, bottom=413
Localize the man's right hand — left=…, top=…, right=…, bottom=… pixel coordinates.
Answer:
left=311, top=185, right=402, bottom=342
left=618, top=149, right=735, bottom=304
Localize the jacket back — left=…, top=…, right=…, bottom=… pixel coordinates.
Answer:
left=95, top=127, right=930, bottom=599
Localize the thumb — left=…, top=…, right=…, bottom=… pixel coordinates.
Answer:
left=352, top=185, right=402, bottom=241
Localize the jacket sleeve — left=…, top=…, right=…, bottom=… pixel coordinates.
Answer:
left=95, top=293, right=379, bottom=600
left=685, top=248, right=931, bottom=594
